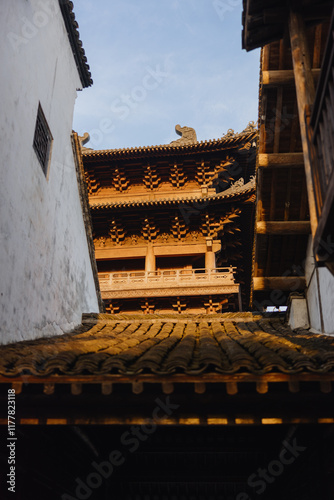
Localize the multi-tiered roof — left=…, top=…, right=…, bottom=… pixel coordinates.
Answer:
left=82, top=125, right=257, bottom=313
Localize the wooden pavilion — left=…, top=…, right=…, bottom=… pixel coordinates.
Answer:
left=82, top=125, right=257, bottom=314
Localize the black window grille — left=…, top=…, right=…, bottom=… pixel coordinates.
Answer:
left=33, top=104, right=53, bottom=176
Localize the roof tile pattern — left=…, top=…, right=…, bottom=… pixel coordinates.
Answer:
left=82, top=132, right=257, bottom=158
left=90, top=179, right=256, bottom=210
left=1, top=313, right=334, bottom=377
left=59, top=0, right=93, bottom=87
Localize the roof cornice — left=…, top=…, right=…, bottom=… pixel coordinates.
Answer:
left=89, top=178, right=256, bottom=210
left=82, top=131, right=258, bottom=161
left=59, top=0, right=93, bottom=88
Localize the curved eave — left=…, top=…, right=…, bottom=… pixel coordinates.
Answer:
left=82, top=132, right=257, bottom=161
left=59, top=0, right=93, bottom=88
left=90, top=182, right=256, bottom=210
left=242, top=0, right=333, bottom=52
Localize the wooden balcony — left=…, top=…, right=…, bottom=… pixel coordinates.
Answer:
left=98, top=267, right=239, bottom=299
left=308, top=10, right=334, bottom=272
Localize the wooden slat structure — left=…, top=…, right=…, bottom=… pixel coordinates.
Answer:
left=242, top=1, right=332, bottom=308
left=308, top=11, right=334, bottom=272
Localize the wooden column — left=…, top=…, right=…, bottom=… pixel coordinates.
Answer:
left=205, top=239, right=216, bottom=270
left=205, top=251, right=216, bottom=271
left=288, top=8, right=317, bottom=235
left=145, top=243, right=156, bottom=273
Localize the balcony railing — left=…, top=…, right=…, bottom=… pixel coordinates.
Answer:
left=98, top=267, right=237, bottom=291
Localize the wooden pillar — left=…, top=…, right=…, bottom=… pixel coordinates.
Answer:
left=288, top=8, right=317, bottom=236
left=145, top=243, right=156, bottom=273
left=205, top=251, right=216, bottom=270
left=205, top=238, right=216, bottom=270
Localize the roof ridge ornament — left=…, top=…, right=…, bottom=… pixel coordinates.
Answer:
left=242, top=121, right=257, bottom=134
left=222, top=121, right=258, bottom=140
left=78, top=132, right=93, bottom=151
left=170, top=124, right=197, bottom=146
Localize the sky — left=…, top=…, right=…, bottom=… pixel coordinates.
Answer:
left=72, top=0, right=260, bottom=151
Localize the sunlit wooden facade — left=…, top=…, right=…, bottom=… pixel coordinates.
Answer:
left=82, top=127, right=257, bottom=313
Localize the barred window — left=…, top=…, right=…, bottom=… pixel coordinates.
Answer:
left=33, top=104, right=53, bottom=176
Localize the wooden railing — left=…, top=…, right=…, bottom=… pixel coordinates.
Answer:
left=307, top=10, right=334, bottom=269
left=98, top=267, right=236, bottom=290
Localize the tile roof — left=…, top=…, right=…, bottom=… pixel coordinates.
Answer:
left=59, top=0, right=93, bottom=87
left=90, top=179, right=256, bottom=210
left=1, top=313, right=334, bottom=378
left=82, top=131, right=257, bottom=159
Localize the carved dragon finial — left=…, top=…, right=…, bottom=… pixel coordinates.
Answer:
left=78, top=132, right=93, bottom=151
left=170, top=124, right=197, bottom=146
left=242, top=121, right=257, bottom=134
left=224, top=128, right=235, bottom=138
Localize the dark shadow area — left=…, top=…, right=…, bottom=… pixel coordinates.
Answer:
left=0, top=424, right=333, bottom=499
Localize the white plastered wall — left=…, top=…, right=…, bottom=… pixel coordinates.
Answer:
left=0, top=1, right=99, bottom=344
left=305, top=237, right=334, bottom=335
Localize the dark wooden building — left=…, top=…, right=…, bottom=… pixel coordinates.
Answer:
left=243, top=0, right=334, bottom=332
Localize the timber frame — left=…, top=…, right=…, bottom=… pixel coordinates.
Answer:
left=242, top=0, right=334, bottom=308
left=82, top=129, right=257, bottom=313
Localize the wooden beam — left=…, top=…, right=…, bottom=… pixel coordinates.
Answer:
left=288, top=8, right=317, bottom=235
left=101, top=383, right=113, bottom=395
left=284, top=168, right=293, bottom=221
left=288, top=380, right=300, bottom=393
left=194, top=382, right=206, bottom=394
left=262, top=68, right=321, bottom=86
left=253, top=276, right=306, bottom=291
left=11, top=382, right=22, bottom=394
left=313, top=24, right=323, bottom=67
left=300, top=181, right=308, bottom=220
left=258, top=152, right=304, bottom=167
left=43, top=383, right=55, bottom=395
left=262, top=45, right=270, bottom=72
left=259, top=91, right=268, bottom=153
left=256, top=381, right=268, bottom=394
left=162, top=382, right=174, bottom=394
left=226, top=382, right=238, bottom=395
left=12, top=416, right=334, bottom=426
left=71, top=383, right=82, bottom=395
left=132, top=382, right=144, bottom=394
left=273, top=87, right=283, bottom=152
left=289, top=100, right=300, bottom=152
left=270, top=170, right=277, bottom=219
left=256, top=221, right=311, bottom=234
left=1, top=373, right=334, bottom=385
left=320, top=381, right=332, bottom=394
